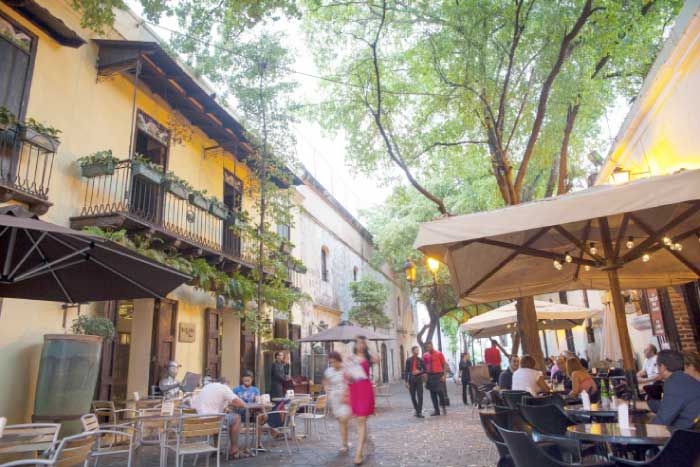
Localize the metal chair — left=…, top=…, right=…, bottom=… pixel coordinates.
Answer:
left=258, top=400, right=302, bottom=455
left=0, top=423, right=60, bottom=460
left=612, top=429, right=700, bottom=467
left=502, top=390, right=530, bottom=409
left=91, top=401, right=138, bottom=426
left=163, top=414, right=224, bottom=467
left=80, top=414, right=135, bottom=467
left=496, top=425, right=615, bottom=467
left=0, top=432, right=97, bottom=467
left=522, top=394, right=565, bottom=408
left=296, top=395, right=329, bottom=440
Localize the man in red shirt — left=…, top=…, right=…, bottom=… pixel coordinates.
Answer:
left=423, top=342, right=448, bottom=416
left=485, top=340, right=502, bottom=383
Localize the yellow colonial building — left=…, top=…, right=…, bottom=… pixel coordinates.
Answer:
left=0, top=0, right=296, bottom=423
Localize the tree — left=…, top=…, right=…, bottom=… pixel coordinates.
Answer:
left=305, top=0, right=681, bottom=366
left=348, top=277, right=391, bottom=330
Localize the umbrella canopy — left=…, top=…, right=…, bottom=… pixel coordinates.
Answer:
left=460, top=300, right=600, bottom=338
left=296, top=322, right=393, bottom=343
left=0, top=206, right=191, bottom=302
left=415, top=169, right=700, bottom=369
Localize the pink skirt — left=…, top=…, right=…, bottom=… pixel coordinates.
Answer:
left=349, top=379, right=375, bottom=416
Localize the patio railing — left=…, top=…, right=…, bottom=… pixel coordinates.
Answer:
left=0, top=125, right=55, bottom=202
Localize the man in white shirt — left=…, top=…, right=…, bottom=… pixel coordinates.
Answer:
left=637, top=344, right=660, bottom=385
left=193, top=378, right=245, bottom=458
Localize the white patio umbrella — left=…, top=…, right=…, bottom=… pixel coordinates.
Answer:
left=461, top=300, right=600, bottom=338
left=600, top=300, right=623, bottom=362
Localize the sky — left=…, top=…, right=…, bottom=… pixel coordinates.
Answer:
left=127, top=2, right=630, bottom=222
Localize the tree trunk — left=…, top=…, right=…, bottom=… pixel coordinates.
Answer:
left=516, top=296, right=546, bottom=370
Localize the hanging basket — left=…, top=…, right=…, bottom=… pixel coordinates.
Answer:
left=80, top=160, right=116, bottom=178
left=164, top=180, right=190, bottom=200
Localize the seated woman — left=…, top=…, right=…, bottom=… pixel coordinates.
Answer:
left=567, top=357, right=597, bottom=399
left=512, top=355, right=551, bottom=396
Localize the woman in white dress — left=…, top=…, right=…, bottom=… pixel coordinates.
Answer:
left=511, top=354, right=551, bottom=396
left=323, top=351, right=351, bottom=452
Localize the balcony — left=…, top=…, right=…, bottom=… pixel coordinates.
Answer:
left=70, top=160, right=254, bottom=270
left=0, top=125, right=56, bottom=214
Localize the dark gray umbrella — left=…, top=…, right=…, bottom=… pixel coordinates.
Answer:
left=296, top=321, right=393, bottom=343
left=0, top=206, right=191, bottom=302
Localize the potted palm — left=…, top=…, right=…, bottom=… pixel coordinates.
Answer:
left=20, top=118, right=61, bottom=152
left=131, top=154, right=165, bottom=184
left=33, top=315, right=114, bottom=434
left=78, top=150, right=119, bottom=178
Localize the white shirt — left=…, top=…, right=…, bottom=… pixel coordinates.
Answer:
left=643, top=355, right=659, bottom=379
left=193, top=383, right=239, bottom=415
left=511, top=368, right=543, bottom=396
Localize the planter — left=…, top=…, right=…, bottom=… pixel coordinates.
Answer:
left=20, top=125, right=60, bottom=153
left=209, top=201, right=229, bottom=220
left=189, top=193, right=209, bottom=210
left=33, top=334, right=103, bottom=435
left=132, top=161, right=164, bottom=184
left=80, top=160, right=116, bottom=178
left=164, top=180, right=190, bottom=200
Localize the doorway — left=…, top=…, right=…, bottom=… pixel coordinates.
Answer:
left=97, top=301, right=133, bottom=401
left=381, top=343, right=389, bottom=383
left=149, top=299, right=178, bottom=392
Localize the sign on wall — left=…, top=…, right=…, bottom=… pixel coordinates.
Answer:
left=179, top=322, right=196, bottom=343
left=645, top=289, right=666, bottom=337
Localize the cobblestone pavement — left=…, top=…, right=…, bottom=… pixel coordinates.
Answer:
left=108, top=381, right=497, bottom=467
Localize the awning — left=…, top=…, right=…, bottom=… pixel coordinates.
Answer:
left=0, top=206, right=191, bottom=302
left=460, top=300, right=600, bottom=338
left=5, top=0, right=85, bottom=47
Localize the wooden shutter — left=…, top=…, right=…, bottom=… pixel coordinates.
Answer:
left=150, top=299, right=178, bottom=390
left=204, top=308, right=222, bottom=379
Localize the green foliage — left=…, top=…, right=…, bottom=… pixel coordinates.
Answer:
left=0, top=107, right=16, bottom=127
left=348, top=277, right=391, bottom=329
left=23, top=118, right=61, bottom=142
left=71, top=314, right=115, bottom=339
left=261, top=337, right=299, bottom=352
left=77, top=150, right=119, bottom=167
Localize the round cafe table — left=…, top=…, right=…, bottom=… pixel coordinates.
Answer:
left=566, top=423, right=671, bottom=446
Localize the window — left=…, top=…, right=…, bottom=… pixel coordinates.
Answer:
left=321, top=247, right=329, bottom=282
left=0, top=14, right=36, bottom=120
left=353, top=266, right=358, bottom=281
left=133, top=111, right=169, bottom=166
left=277, top=224, right=290, bottom=241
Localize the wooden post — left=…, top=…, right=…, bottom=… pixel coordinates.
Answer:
left=511, top=332, right=520, bottom=356
left=516, top=296, right=546, bottom=369
left=599, top=216, right=635, bottom=371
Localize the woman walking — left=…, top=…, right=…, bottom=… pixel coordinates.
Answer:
left=323, top=351, right=351, bottom=452
left=347, top=336, right=376, bottom=465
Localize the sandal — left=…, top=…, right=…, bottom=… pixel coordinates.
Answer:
left=339, top=445, right=349, bottom=453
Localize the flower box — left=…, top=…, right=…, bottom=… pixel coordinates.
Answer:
left=189, top=192, right=209, bottom=210
left=132, top=161, right=164, bottom=184
left=164, top=180, right=190, bottom=200
left=20, top=125, right=60, bottom=153
left=209, top=201, right=229, bottom=220
left=80, top=160, right=116, bottom=178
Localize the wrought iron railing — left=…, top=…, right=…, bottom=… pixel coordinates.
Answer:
left=78, top=160, right=244, bottom=259
left=0, top=125, right=55, bottom=200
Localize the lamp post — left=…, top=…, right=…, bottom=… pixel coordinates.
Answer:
left=426, top=257, right=443, bottom=351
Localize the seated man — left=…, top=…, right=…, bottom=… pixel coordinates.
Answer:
left=233, top=372, right=261, bottom=405
left=638, top=344, right=662, bottom=396
left=498, top=355, right=520, bottom=390
left=193, top=377, right=245, bottom=458
left=650, top=350, right=700, bottom=429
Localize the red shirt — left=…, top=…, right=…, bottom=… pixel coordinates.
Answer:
left=485, top=347, right=501, bottom=366
left=423, top=350, right=446, bottom=374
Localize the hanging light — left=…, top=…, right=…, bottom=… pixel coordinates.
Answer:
left=553, top=259, right=563, bottom=270
left=663, top=236, right=672, bottom=246
left=642, top=253, right=651, bottom=262
left=697, top=233, right=700, bottom=243
left=584, top=265, right=591, bottom=272
left=626, top=237, right=635, bottom=249
left=674, top=243, right=683, bottom=252
left=589, top=242, right=598, bottom=255
left=564, top=252, right=573, bottom=263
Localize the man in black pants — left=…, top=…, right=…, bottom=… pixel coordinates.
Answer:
left=423, top=342, right=448, bottom=416
left=404, top=346, right=426, bottom=417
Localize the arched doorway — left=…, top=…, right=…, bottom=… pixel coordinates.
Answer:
left=381, top=343, right=389, bottom=383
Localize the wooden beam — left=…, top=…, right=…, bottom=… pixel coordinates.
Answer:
left=553, top=224, right=605, bottom=263
left=474, top=237, right=598, bottom=266
left=612, top=214, right=630, bottom=260
left=573, top=221, right=592, bottom=281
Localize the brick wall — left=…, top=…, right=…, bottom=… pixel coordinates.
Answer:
left=668, top=286, right=698, bottom=352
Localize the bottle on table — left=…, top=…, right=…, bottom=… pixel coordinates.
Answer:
left=600, top=379, right=610, bottom=409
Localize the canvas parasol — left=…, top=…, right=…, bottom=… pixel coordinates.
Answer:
left=415, top=169, right=700, bottom=369
left=0, top=206, right=191, bottom=302
left=461, top=300, right=600, bottom=338
left=296, top=321, right=393, bottom=343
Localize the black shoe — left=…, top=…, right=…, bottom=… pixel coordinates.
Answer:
left=416, top=413, right=424, bottom=418
left=430, top=411, right=440, bottom=416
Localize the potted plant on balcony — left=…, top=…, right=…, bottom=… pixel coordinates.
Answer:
left=208, top=196, right=229, bottom=220
left=189, top=188, right=209, bottom=210
left=261, top=338, right=298, bottom=353
left=33, top=315, right=114, bottom=434
left=0, top=107, right=16, bottom=131
left=163, top=171, right=191, bottom=200
left=77, top=150, right=119, bottom=178
left=132, top=154, right=165, bottom=184
left=20, top=117, right=61, bottom=152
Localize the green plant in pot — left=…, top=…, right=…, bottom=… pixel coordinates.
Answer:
left=77, top=150, right=119, bottom=178
left=163, top=171, right=192, bottom=200
left=20, top=117, right=62, bottom=152
left=189, top=188, right=209, bottom=210
left=33, top=315, right=114, bottom=435
left=132, top=154, right=165, bottom=184
left=261, top=338, right=298, bottom=352
left=0, top=106, right=16, bottom=131
left=208, top=196, right=229, bottom=220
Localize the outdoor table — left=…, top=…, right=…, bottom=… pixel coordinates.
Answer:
left=566, top=423, right=671, bottom=446
left=565, top=404, right=649, bottom=421
left=242, top=402, right=272, bottom=456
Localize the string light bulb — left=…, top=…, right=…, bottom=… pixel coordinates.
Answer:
left=584, top=265, right=591, bottom=272
left=626, top=237, right=634, bottom=249
left=663, top=236, right=672, bottom=246
left=553, top=259, right=563, bottom=270
left=674, top=243, right=683, bottom=252
left=642, top=253, right=651, bottom=262
left=564, top=253, right=573, bottom=263
left=589, top=242, right=598, bottom=255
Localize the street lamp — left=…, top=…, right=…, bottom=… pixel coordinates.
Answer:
left=426, top=257, right=440, bottom=275
left=403, top=259, right=417, bottom=285
left=426, top=257, right=443, bottom=351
